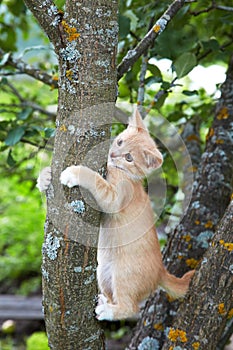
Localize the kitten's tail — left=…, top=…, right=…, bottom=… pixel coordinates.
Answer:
left=159, top=269, right=195, bottom=299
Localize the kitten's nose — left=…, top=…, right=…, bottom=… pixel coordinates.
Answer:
left=110, top=152, right=117, bottom=159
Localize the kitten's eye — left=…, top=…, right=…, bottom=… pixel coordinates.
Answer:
left=117, top=139, right=123, bottom=146
left=125, top=153, right=133, bottom=162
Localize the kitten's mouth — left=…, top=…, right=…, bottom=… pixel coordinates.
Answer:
left=108, top=157, right=124, bottom=171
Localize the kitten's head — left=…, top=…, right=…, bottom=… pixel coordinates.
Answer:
left=108, top=109, right=163, bottom=179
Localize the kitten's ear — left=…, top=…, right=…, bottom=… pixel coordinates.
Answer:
left=128, top=108, right=146, bottom=132
left=143, top=149, right=163, bottom=170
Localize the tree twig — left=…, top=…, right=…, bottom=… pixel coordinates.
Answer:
left=0, top=48, right=58, bottom=88
left=190, top=1, right=233, bottom=16
left=117, top=0, right=186, bottom=80
left=0, top=102, right=56, bottom=119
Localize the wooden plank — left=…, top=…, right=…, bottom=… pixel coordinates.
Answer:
left=0, top=295, right=43, bottom=320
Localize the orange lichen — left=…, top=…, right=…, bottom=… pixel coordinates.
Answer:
left=62, top=20, right=80, bottom=42
left=219, top=240, right=233, bottom=252
left=183, top=234, right=191, bottom=242
left=215, top=139, right=224, bottom=144
left=206, top=127, right=214, bottom=140
left=186, top=258, right=199, bottom=269
left=204, top=220, right=213, bottom=229
left=195, top=220, right=200, bottom=225
left=59, top=124, right=67, bottom=132
left=51, top=75, right=59, bottom=89
left=227, top=308, right=233, bottom=319
left=153, top=24, right=161, bottom=33
left=66, top=69, right=73, bottom=80
left=168, top=328, right=188, bottom=343
left=192, top=342, right=200, bottom=350
left=217, top=107, right=229, bottom=120
left=218, top=303, right=226, bottom=315
left=154, top=323, right=164, bottom=331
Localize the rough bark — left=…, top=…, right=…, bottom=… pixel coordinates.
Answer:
left=128, top=56, right=233, bottom=349
left=24, top=0, right=118, bottom=349
left=162, top=200, right=233, bottom=350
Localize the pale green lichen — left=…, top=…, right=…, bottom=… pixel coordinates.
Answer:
left=138, top=336, right=159, bottom=350
left=84, top=273, right=95, bottom=285
left=70, top=200, right=85, bottom=214
left=74, top=266, right=82, bottom=273
left=43, top=233, right=61, bottom=260
left=41, top=267, right=49, bottom=281
left=196, top=230, right=213, bottom=248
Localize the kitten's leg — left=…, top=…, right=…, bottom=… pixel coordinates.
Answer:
left=95, top=299, right=138, bottom=321
left=60, top=165, right=123, bottom=213
left=95, top=293, right=139, bottom=321
left=36, top=166, right=51, bottom=192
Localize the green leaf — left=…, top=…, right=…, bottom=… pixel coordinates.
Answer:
left=161, top=81, right=171, bottom=90
left=44, top=127, right=56, bottom=138
left=201, top=39, right=220, bottom=52
left=7, top=150, right=16, bottom=167
left=0, top=77, right=8, bottom=85
left=154, top=92, right=168, bottom=110
left=147, top=64, right=162, bottom=79
left=124, top=10, right=138, bottom=31
left=174, top=52, right=197, bottom=79
left=119, top=14, right=131, bottom=39
left=17, top=108, right=33, bottom=120
left=182, top=90, right=198, bottom=96
left=5, top=126, right=25, bottom=146
left=0, top=52, right=10, bottom=67
left=145, top=76, right=162, bottom=86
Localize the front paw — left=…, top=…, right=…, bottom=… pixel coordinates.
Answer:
left=60, top=166, right=80, bottom=188
left=36, top=166, right=51, bottom=192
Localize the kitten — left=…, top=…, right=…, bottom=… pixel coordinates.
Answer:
left=38, top=109, right=194, bottom=321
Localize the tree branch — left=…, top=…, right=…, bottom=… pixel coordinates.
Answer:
left=190, top=1, right=233, bottom=16
left=23, top=0, right=62, bottom=47
left=117, top=0, right=186, bottom=80
left=0, top=49, right=58, bottom=88
left=1, top=80, right=56, bottom=118
left=0, top=102, right=56, bottom=119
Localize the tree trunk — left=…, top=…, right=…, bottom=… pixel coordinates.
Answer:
left=162, top=200, right=233, bottom=350
left=23, top=0, right=118, bottom=348
left=128, top=55, right=233, bottom=349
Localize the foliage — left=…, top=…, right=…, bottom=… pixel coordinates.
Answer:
left=26, top=332, right=49, bottom=350
left=0, top=170, right=45, bottom=294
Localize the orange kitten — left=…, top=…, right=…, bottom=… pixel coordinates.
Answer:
left=59, top=109, right=194, bottom=321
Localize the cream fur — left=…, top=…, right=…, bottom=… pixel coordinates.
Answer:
left=60, top=109, right=194, bottom=321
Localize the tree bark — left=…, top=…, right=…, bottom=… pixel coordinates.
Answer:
left=128, top=55, right=233, bottom=349
left=24, top=0, right=118, bottom=349
left=162, top=200, right=233, bottom=350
